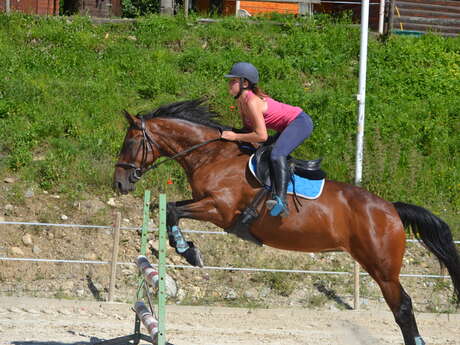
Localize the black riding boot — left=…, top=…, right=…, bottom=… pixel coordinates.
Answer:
left=265, top=156, right=290, bottom=217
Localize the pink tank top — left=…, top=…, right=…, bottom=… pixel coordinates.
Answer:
left=244, top=91, right=302, bottom=132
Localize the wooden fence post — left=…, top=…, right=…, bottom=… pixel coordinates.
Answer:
left=387, top=0, right=396, bottom=35
left=108, top=211, right=121, bottom=302
left=354, top=261, right=360, bottom=309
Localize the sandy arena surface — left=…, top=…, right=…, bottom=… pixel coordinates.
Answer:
left=0, top=296, right=459, bottom=345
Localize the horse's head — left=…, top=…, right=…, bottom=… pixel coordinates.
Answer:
left=113, top=110, right=161, bottom=194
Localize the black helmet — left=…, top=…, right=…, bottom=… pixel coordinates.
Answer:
left=225, top=62, right=259, bottom=84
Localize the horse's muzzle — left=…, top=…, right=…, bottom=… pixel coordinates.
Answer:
left=113, top=168, right=135, bottom=194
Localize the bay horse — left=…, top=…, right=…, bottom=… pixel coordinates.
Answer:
left=113, top=99, right=460, bottom=345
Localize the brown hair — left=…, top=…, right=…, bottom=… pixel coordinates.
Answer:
left=251, top=85, right=268, bottom=99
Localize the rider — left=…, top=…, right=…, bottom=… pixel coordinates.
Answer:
left=222, top=62, right=314, bottom=217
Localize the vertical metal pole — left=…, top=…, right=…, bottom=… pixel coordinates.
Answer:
left=108, top=212, right=122, bottom=302
left=137, top=190, right=151, bottom=300
left=353, top=0, right=370, bottom=311
left=235, top=0, right=240, bottom=15
left=158, top=194, right=167, bottom=345
left=378, top=0, right=385, bottom=34
left=6, top=0, right=11, bottom=13
left=184, top=0, right=189, bottom=16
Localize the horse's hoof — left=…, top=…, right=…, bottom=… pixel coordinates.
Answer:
left=182, top=243, right=204, bottom=267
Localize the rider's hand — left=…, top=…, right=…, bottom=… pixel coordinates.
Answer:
left=221, top=131, right=237, bottom=141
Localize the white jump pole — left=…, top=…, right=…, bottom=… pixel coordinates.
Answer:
left=353, top=0, right=370, bottom=311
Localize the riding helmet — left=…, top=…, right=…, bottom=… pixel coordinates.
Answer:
left=225, top=62, right=259, bottom=84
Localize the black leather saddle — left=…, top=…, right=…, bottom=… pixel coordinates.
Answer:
left=252, top=145, right=326, bottom=186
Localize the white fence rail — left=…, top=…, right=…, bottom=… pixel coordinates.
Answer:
left=1, top=220, right=458, bottom=284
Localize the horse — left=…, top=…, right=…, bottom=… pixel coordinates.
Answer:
left=113, top=99, right=460, bottom=345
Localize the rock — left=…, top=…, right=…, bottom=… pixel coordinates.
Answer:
left=4, top=177, right=15, bottom=183
left=10, top=247, right=24, bottom=256
left=32, top=245, right=41, bottom=254
left=176, top=288, right=186, bottom=303
left=259, top=287, right=271, bottom=298
left=24, top=188, right=34, bottom=198
left=76, top=289, right=85, bottom=297
left=243, top=288, right=258, bottom=299
left=47, top=232, right=54, bottom=240
left=123, top=218, right=130, bottom=223
left=224, top=288, right=237, bottom=300
left=22, top=234, right=33, bottom=247
left=5, top=204, right=13, bottom=211
left=107, top=198, right=117, bottom=207
left=61, top=214, right=68, bottom=220
left=121, top=268, right=134, bottom=276
left=165, top=274, right=178, bottom=297
left=81, top=199, right=105, bottom=214
left=85, top=253, right=98, bottom=261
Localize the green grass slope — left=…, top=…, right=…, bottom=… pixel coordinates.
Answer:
left=0, top=13, right=458, bottom=230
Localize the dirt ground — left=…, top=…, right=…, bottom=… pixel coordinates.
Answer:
left=0, top=296, right=459, bottom=345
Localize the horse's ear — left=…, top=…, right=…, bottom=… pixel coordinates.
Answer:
left=122, top=109, right=137, bottom=126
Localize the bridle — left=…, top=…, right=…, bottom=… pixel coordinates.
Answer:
left=115, top=117, right=221, bottom=183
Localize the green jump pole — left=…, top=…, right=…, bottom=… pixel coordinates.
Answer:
left=158, top=193, right=167, bottom=345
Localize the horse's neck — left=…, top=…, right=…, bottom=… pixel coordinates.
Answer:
left=178, top=140, right=238, bottom=174
left=154, top=120, right=235, bottom=173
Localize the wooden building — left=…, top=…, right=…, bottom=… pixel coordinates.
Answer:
left=389, top=0, right=460, bottom=37
left=0, top=0, right=59, bottom=15
left=218, top=0, right=459, bottom=36
left=0, top=0, right=122, bottom=16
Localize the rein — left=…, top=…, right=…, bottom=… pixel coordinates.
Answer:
left=115, top=117, right=222, bottom=182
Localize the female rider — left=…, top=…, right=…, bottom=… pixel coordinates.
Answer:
left=221, top=62, right=314, bottom=217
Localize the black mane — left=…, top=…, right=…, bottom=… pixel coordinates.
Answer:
left=139, top=99, right=231, bottom=131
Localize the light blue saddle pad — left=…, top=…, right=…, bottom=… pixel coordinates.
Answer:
left=249, top=154, right=325, bottom=200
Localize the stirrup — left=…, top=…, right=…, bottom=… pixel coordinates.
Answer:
left=266, top=196, right=289, bottom=217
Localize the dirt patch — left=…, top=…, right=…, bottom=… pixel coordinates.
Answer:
left=0, top=296, right=459, bottom=345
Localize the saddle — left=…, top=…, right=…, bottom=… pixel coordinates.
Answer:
left=252, top=145, right=326, bottom=187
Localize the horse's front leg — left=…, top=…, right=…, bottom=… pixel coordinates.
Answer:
left=166, top=198, right=224, bottom=267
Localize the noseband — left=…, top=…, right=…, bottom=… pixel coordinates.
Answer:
left=115, top=117, right=221, bottom=183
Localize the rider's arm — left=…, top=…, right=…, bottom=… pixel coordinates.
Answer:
left=222, top=98, right=268, bottom=143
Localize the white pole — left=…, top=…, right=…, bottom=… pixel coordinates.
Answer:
left=378, top=0, right=385, bottom=34
left=6, top=0, right=11, bottom=13
left=353, top=0, right=370, bottom=311
left=235, top=0, right=240, bottom=15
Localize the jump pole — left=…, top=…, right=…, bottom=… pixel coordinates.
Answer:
left=157, top=193, right=167, bottom=345
left=94, top=191, right=171, bottom=345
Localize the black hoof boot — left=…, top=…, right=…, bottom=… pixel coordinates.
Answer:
left=180, top=242, right=204, bottom=267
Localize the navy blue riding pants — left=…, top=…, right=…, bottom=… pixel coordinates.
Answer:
left=271, top=112, right=313, bottom=160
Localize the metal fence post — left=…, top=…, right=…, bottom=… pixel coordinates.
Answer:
left=108, top=211, right=121, bottom=302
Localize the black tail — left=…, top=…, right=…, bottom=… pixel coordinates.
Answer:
left=393, top=202, right=460, bottom=303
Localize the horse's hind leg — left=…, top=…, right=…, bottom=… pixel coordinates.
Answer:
left=353, top=241, right=425, bottom=345
left=375, top=278, right=425, bottom=345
